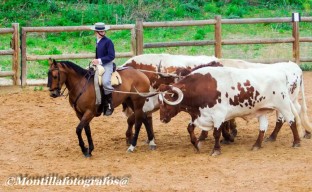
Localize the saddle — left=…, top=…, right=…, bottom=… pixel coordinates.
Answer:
left=92, top=64, right=122, bottom=106
left=95, top=64, right=122, bottom=86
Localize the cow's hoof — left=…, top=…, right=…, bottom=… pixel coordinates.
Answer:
left=210, top=149, right=221, bottom=156
left=304, top=132, right=311, bottom=139
left=220, top=139, right=231, bottom=145
left=127, top=145, right=135, bottom=153
left=149, top=145, right=157, bottom=150
left=292, top=143, right=301, bottom=148
left=265, top=136, right=276, bottom=142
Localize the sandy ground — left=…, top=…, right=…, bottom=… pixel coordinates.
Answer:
left=0, top=72, right=312, bottom=192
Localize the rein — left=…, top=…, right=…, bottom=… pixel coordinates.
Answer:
left=137, top=69, right=179, bottom=78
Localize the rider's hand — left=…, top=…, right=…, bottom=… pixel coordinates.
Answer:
left=91, top=59, right=99, bottom=65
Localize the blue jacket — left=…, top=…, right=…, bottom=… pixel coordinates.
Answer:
left=96, top=36, right=115, bottom=65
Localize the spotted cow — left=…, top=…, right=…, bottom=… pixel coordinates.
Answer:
left=218, top=59, right=312, bottom=139
left=158, top=66, right=302, bottom=156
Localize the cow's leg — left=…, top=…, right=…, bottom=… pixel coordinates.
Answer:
left=198, top=130, right=208, bottom=141
left=187, top=123, right=199, bottom=151
left=252, top=115, right=268, bottom=150
left=289, top=121, right=301, bottom=147
left=221, top=121, right=235, bottom=144
left=266, top=112, right=284, bottom=142
left=278, top=102, right=301, bottom=147
left=229, top=119, right=238, bottom=138
left=211, top=127, right=222, bottom=156
left=268, top=112, right=284, bottom=141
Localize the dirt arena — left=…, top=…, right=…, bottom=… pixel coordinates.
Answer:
left=1, top=72, right=312, bottom=192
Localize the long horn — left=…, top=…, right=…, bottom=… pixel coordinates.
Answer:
left=161, top=86, right=184, bottom=105
left=157, top=60, right=162, bottom=73
left=134, top=86, right=159, bottom=97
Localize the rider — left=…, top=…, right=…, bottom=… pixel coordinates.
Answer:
left=91, top=22, right=115, bottom=116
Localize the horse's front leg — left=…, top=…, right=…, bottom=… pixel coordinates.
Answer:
left=84, top=124, right=94, bottom=157
left=76, top=111, right=94, bottom=157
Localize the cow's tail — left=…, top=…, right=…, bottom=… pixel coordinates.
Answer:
left=299, top=77, right=312, bottom=133
left=290, top=99, right=304, bottom=138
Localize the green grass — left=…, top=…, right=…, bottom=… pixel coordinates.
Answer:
left=0, top=1, right=312, bottom=79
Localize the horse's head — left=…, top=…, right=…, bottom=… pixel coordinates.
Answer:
left=47, top=58, right=66, bottom=98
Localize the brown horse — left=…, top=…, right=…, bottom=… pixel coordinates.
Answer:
left=47, top=59, right=156, bottom=157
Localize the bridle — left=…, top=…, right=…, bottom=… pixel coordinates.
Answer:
left=48, top=65, right=61, bottom=93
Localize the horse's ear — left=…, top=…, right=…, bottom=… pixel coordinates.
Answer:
left=48, top=58, right=53, bottom=66
left=48, top=58, right=57, bottom=66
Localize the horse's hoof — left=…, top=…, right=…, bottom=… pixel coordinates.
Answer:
left=149, top=145, right=157, bottom=150
left=292, top=143, right=301, bottom=148
left=251, top=145, right=261, bottom=151
left=210, top=149, right=221, bottom=156
left=304, top=133, right=311, bottom=139
left=265, top=136, right=276, bottom=142
left=84, top=153, right=92, bottom=158
left=127, top=145, right=135, bottom=153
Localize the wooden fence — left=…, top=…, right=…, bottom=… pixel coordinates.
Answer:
left=1, top=14, right=312, bottom=86
left=0, top=23, right=19, bottom=85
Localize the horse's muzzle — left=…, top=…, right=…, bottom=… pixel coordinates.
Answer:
left=50, top=89, right=60, bottom=98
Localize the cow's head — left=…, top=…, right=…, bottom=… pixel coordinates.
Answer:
left=158, top=84, right=184, bottom=123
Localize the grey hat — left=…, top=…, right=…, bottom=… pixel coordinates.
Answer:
left=90, top=22, right=110, bottom=31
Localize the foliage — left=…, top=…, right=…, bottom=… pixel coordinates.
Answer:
left=0, top=0, right=312, bottom=79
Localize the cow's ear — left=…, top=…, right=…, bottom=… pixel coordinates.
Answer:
left=179, top=84, right=186, bottom=92
left=158, top=84, right=170, bottom=92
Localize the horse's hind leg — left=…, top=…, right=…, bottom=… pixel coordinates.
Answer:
left=143, top=113, right=156, bottom=150
left=126, top=114, right=135, bottom=145
left=84, top=123, right=94, bottom=157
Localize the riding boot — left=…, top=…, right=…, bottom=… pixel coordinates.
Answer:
left=102, top=94, right=108, bottom=115
left=105, top=93, right=114, bottom=116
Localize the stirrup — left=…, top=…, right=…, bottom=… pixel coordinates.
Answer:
left=105, top=104, right=114, bottom=116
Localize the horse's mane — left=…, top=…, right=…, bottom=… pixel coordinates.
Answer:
left=59, top=61, right=89, bottom=77
left=191, top=61, right=223, bottom=72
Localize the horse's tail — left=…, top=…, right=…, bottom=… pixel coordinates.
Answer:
left=299, top=76, right=312, bottom=133
left=122, top=102, right=134, bottom=117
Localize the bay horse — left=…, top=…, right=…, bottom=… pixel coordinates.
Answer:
left=47, top=59, right=156, bottom=157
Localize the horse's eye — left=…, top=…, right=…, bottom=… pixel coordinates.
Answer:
left=53, top=76, right=58, bottom=79
left=146, top=98, right=149, bottom=102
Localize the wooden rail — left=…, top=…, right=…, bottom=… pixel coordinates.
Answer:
left=21, top=24, right=136, bottom=86
left=0, top=23, right=19, bottom=85
left=1, top=14, right=310, bottom=86
left=137, top=15, right=311, bottom=64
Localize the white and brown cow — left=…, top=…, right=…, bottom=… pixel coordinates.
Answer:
left=219, top=59, right=312, bottom=139
left=158, top=66, right=302, bottom=156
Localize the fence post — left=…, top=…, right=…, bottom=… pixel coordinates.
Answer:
left=292, top=13, right=300, bottom=64
left=130, top=27, right=136, bottom=56
left=135, top=18, right=144, bottom=55
left=12, top=23, right=19, bottom=85
left=214, top=15, right=222, bottom=58
left=21, top=28, right=27, bottom=87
